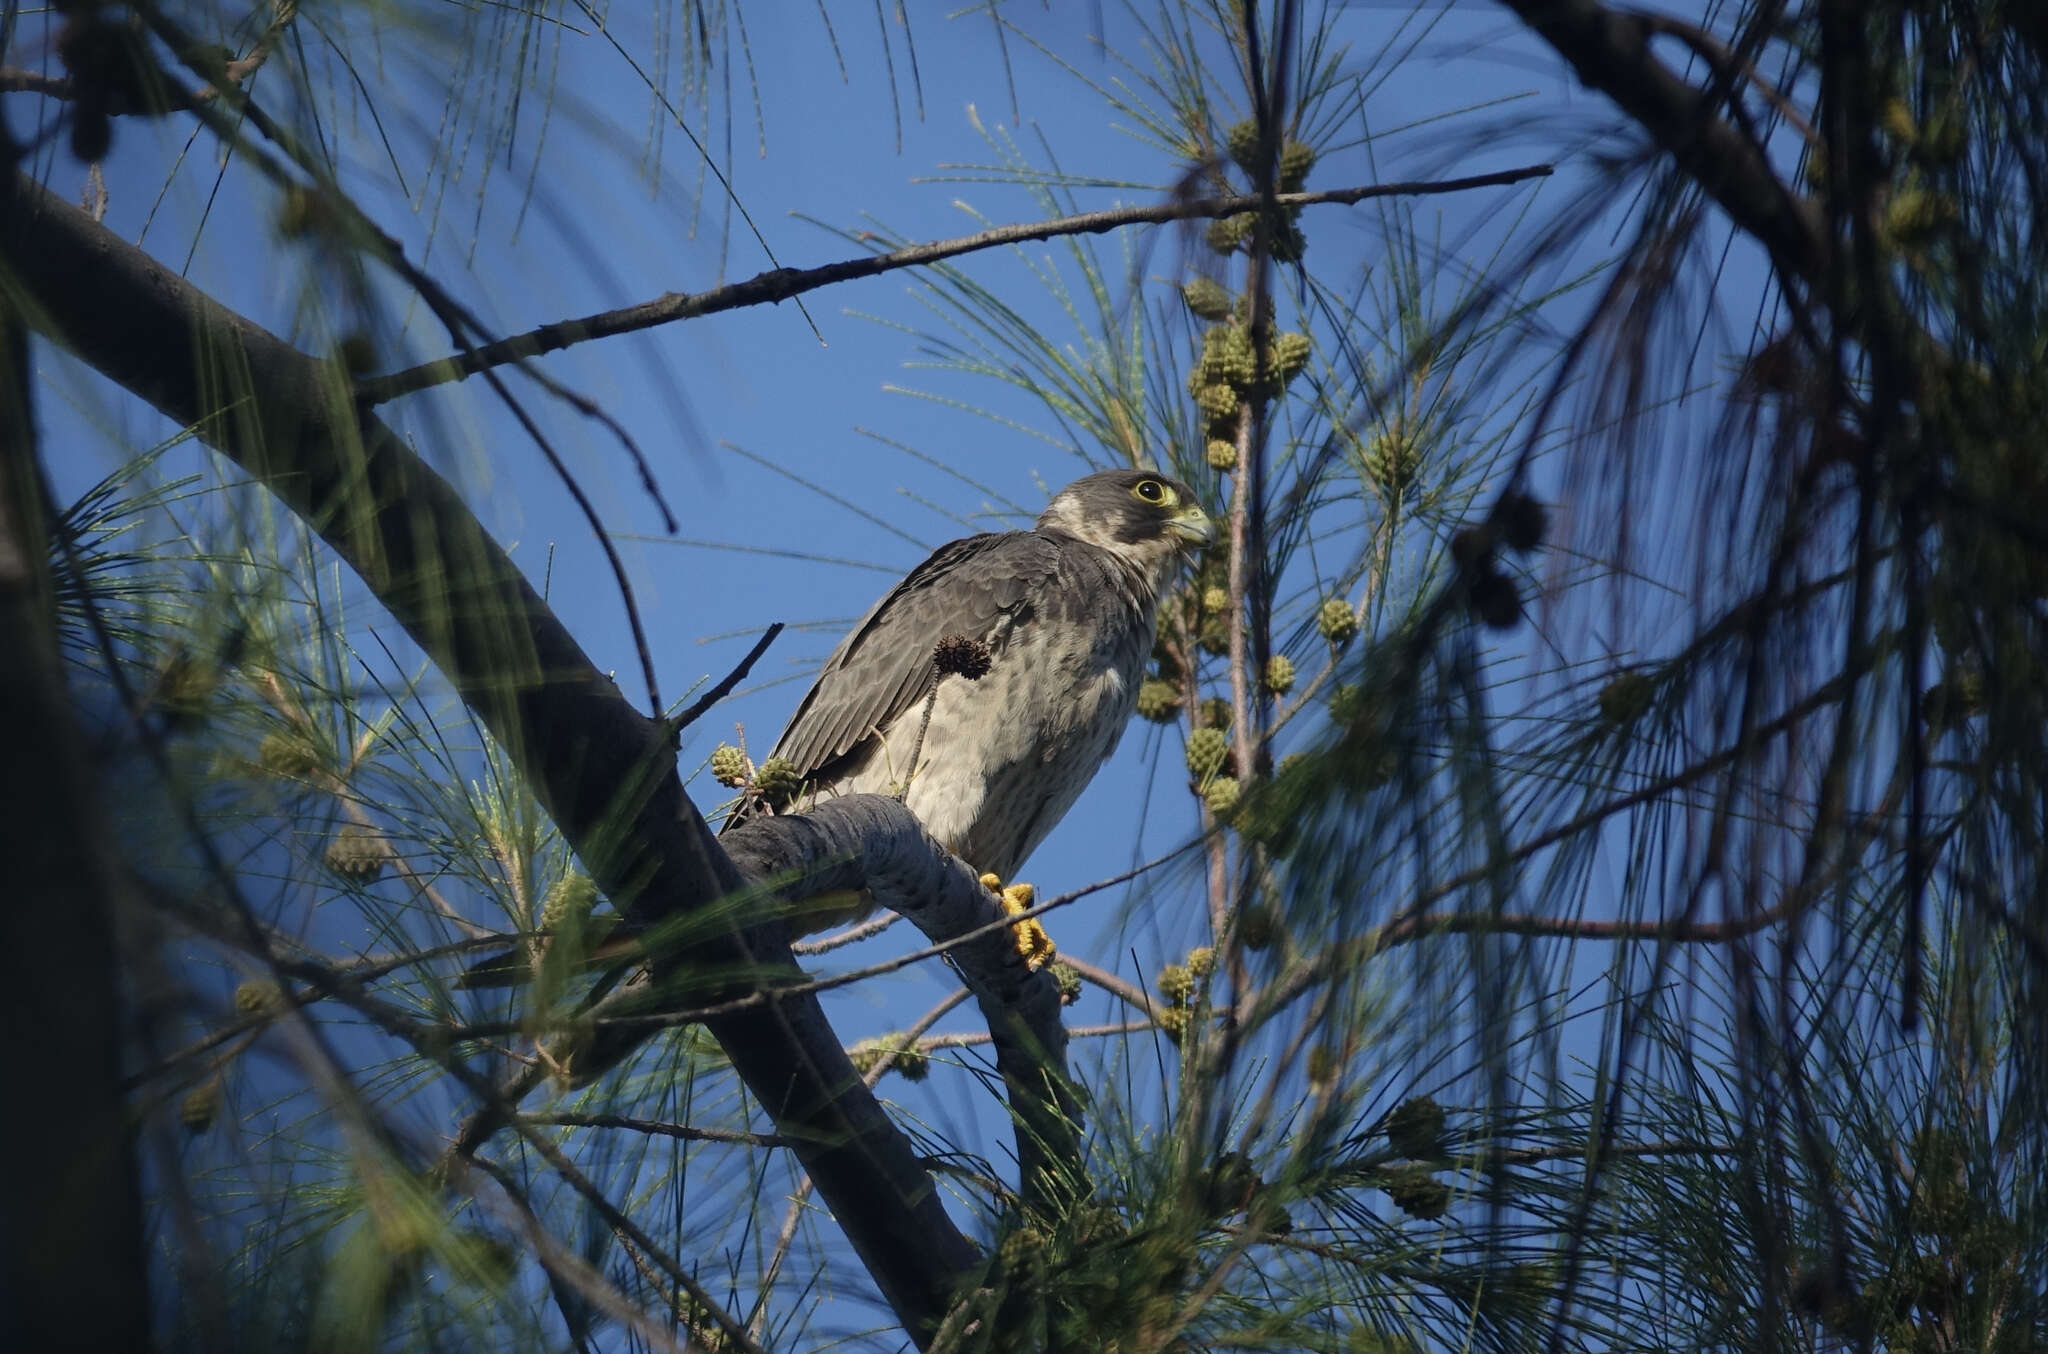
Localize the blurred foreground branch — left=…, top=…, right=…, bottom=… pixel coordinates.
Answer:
left=0, top=263, right=152, bottom=1354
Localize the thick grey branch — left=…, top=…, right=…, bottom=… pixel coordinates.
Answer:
left=0, top=170, right=977, bottom=1345
left=725, top=796, right=1079, bottom=1208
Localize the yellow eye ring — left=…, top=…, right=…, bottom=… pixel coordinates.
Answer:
left=1133, top=478, right=1167, bottom=504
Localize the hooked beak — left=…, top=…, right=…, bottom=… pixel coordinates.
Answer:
left=1169, top=502, right=1215, bottom=547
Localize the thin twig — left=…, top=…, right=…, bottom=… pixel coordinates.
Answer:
left=277, top=961, right=768, bottom=1354
left=512, top=361, right=679, bottom=533
left=1057, top=955, right=1161, bottom=1022
left=901, top=664, right=944, bottom=802
left=134, top=0, right=669, bottom=715
left=913, top=1020, right=1150, bottom=1051
left=1497, top=0, right=1826, bottom=281
left=514, top=1112, right=784, bottom=1148
left=1253, top=679, right=1900, bottom=1024
left=665, top=622, right=784, bottom=736
left=791, top=909, right=902, bottom=954
left=356, top=167, right=1555, bottom=406
left=1484, top=1137, right=1740, bottom=1167
left=1634, top=11, right=1819, bottom=146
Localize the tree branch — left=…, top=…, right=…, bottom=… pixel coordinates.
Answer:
left=664, top=621, right=782, bottom=734
left=1, top=171, right=978, bottom=1345
left=514, top=1113, right=786, bottom=1148
left=1496, top=0, right=1827, bottom=283
left=576, top=795, right=1079, bottom=1210
left=355, top=166, right=1553, bottom=405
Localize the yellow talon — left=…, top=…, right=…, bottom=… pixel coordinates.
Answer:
left=980, top=873, right=1056, bottom=970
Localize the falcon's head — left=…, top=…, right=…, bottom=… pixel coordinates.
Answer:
left=1038, top=470, right=1214, bottom=576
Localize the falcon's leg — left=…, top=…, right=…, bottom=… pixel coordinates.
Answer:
left=980, top=872, right=1055, bottom=969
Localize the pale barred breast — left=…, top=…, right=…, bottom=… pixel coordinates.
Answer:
left=926, top=545, right=1157, bottom=878
left=806, top=539, right=1162, bottom=881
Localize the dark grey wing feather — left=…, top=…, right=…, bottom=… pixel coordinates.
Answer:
left=767, top=529, right=1061, bottom=781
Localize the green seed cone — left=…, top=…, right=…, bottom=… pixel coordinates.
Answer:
left=1278, top=140, right=1316, bottom=190
left=1224, top=119, right=1263, bottom=174
left=753, top=756, right=802, bottom=808
left=709, top=743, right=750, bottom=786
left=1203, top=775, right=1241, bottom=818
left=1181, top=277, right=1233, bottom=320
left=1184, top=727, right=1230, bottom=778
left=1136, top=677, right=1183, bottom=723
left=1317, top=597, right=1359, bottom=644
left=1386, top=1095, right=1447, bottom=1158
left=541, top=871, right=598, bottom=932
left=1598, top=672, right=1655, bottom=725
left=181, top=1082, right=221, bottom=1134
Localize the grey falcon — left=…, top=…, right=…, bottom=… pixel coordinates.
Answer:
left=746, top=467, right=1213, bottom=898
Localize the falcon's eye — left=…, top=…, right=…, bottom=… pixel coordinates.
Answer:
left=1132, top=478, right=1170, bottom=505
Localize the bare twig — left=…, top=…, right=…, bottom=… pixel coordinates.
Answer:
left=266, top=955, right=767, bottom=1354
left=1057, top=955, right=1163, bottom=1023
left=132, top=0, right=670, bottom=716
left=1251, top=668, right=1894, bottom=1024
left=0, top=69, right=87, bottom=100
left=914, top=1020, right=1152, bottom=1051
left=664, top=622, right=784, bottom=737
left=791, top=909, right=902, bottom=954
left=356, top=167, right=1554, bottom=406
left=1633, top=10, right=1818, bottom=145
left=1484, top=1137, right=1740, bottom=1167
left=513, top=1112, right=785, bottom=1148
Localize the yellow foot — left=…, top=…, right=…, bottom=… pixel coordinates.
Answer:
left=980, top=872, right=1056, bottom=970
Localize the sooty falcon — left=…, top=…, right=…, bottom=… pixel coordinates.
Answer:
left=747, top=467, right=1213, bottom=892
